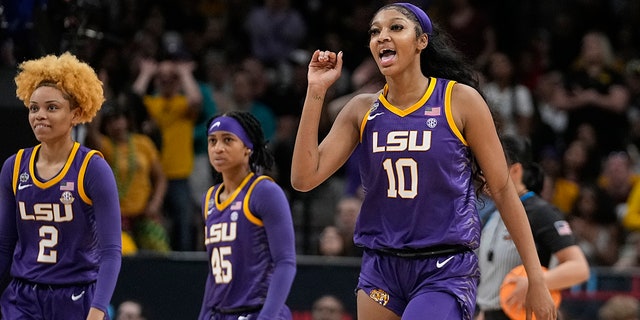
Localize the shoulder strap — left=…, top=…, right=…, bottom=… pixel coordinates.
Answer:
left=12, top=149, right=25, bottom=195
left=78, top=150, right=103, bottom=205
left=203, top=186, right=216, bottom=220
left=243, top=175, right=273, bottom=226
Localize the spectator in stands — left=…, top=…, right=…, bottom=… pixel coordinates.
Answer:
left=318, top=226, right=347, bottom=257
left=116, top=300, right=147, bottom=320
left=614, top=232, right=640, bottom=269
left=481, top=51, right=535, bottom=138
left=87, top=101, right=170, bottom=253
left=312, top=295, right=348, bottom=320
left=598, top=294, right=640, bottom=320
left=547, top=139, right=591, bottom=215
left=625, top=59, right=640, bottom=153
left=569, top=183, right=622, bottom=266
left=228, top=68, right=277, bottom=142
left=598, top=151, right=640, bottom=219
left=334, top=196, right=363, bottom=257
left=244, top=0, right=307, bottom=69
left=132, top=57, right=202, bottom=251
left=201, top=51, right=234, bottom=114
left=552, top=31, right=630, bottom=162
left=622, top=169, right=640, bottom=233
left=439, top=0, right=496, bottom=68
left=531, top=70, right=568, bottom=154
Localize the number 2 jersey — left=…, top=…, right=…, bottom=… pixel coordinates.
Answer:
left=200, top=172, right=296, bottom=318
left=354, top=78, right=481, bottom=251
left=0, top=142, right=122, bottom=311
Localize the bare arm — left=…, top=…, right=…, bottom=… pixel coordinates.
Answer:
left=505, top=245, right=589, bottom=308
left=291, top=50, right=362, bottom=191
left=145, top=156, right=167, bottom=219
left=544, top=245, right=589, bottom=290
left=86, top=307, right=105, bottom=320
left=453, top=83, right=556, bottom=319
left=553, top=84, right=629, bottom=113
left=175, top=61, right=203, bottom=119
left=132, top=59, right=157, bottom=96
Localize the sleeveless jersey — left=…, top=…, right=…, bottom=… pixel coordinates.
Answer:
left=10, top=142, right=103, bottom=284
left=354, top=78, right=480, bottom=250
left=201, top=173, right=273, bottom=311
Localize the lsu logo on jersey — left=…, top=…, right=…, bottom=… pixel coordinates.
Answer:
left=18, top=201, right=74, bottom=222
left=372, top=130, right=432, bottom=152
left=205, top=222, right=237, bottom=245
left=369, top=288, right=390, bottom=306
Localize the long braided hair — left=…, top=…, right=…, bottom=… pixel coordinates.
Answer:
left=206, top=111, right=275, bottom=181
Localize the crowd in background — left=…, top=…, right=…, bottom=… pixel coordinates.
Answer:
left=2, top=0, right=640, bottom=268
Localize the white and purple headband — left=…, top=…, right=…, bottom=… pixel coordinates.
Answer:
left=207, top=116, right=254, bottom=149
left=395, top=2, right=433, bottom=35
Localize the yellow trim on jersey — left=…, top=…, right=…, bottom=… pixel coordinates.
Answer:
left=378, top=78, right=437, bottom=117
left=214, top=172, right=255, bottom=211
left=243, top=176, right=273, bottom=227
left=203, top=186, right=215, bottom=219
left=78, top=150, right=103, bottom=205
left=359, top=109, right=370, bottom=143
left=29, top=142, right=80, bottom=189
left=12, top=149, right=25, bottom=195
left=444, top=81, right=467, bottom=146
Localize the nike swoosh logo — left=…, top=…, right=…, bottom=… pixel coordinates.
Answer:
left=18, top=184, right=32, bottom=190
left=367, top=112, right=384, bottom=120
left=436, top=256, right=455, bottom=268
left=71, top=291, right=85, bottom=301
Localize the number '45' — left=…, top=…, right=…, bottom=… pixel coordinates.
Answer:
left=211, top=246, right=232, bottom=283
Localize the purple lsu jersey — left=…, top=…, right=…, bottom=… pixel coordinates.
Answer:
left=10, top=142, right=103, bottom=284
left=354, top=78, right=480, bottom=250
left=201, top=173, right=274, bottom=312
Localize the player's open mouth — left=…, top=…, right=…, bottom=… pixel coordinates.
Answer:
left=379, top=49, right=396, bottom=64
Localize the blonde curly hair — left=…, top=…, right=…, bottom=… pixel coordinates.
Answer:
left=14, top=52, right=105, bottom=124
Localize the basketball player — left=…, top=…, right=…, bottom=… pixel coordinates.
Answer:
left=0, top=52, right=122, bottom=320
left=198, top=111, right=296, bottom=320
left=291, top=3, right=557, bottom=320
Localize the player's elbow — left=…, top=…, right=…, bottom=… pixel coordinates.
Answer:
left=290, top=177, right=313, bottom=192
left=290, top=173, right=317, bottom=192
left=575, top=261, right=590, bottom=284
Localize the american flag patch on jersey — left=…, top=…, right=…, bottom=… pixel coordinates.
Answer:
left=60, top=181, right=75, bottom=191
left=425, top=106, right=441, bottom=116
left=554, top=220, right=572, bottom=236
left=230, top=201, right=242, bottom=210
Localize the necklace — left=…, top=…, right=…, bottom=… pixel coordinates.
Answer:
left=108, top=135, right=137, bottom=200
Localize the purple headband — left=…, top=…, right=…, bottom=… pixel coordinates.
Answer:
left=207, top=116, right=254, bottom=150
left=395, top=3, right=432, bottom=35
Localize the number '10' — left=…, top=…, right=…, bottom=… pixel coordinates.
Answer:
left=382, top=158, right=418, bottom=199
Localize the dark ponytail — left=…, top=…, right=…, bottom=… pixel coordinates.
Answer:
left=420, top=23, right=480, bottom=89
left=501, top=135, right=544, bottom=193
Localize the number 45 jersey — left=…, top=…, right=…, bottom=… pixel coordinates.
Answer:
left=8, top=142, right=104, bottom=285
left=355, top=78, right=480, bottom=251
left=201, top=173, right=277, bottom=312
